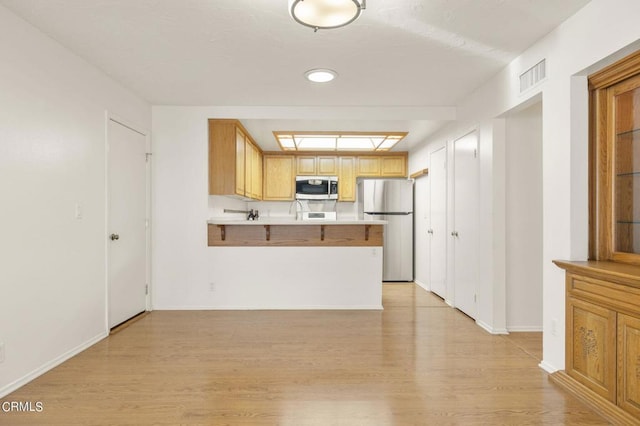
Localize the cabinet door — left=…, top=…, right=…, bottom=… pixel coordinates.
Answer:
left=357, top=157, right=381, bottom=176
left=297, top=156, right=316, bottom=175
left=317, top=156, right=338, bottom=175
left=618, top=313, right=640, bottom=416
left=566, top=296, right=617, bottom=402
left=245, top=141, right=255, bottom=199
left=209, top=120, right=240, bottom=196
left=338, top=156, right=355, bottom=202
left=235, top=128, right=246, bottom=196
left=381, top=156, right=407, bottom=177
left=253, top=148, right=263, bottom=200
left=609, top=74, right=640, bottom=260
left=263, top=155, right=295, bottom=200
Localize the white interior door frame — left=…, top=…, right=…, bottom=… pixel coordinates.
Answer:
left=104, top=111, right=151, bottom=331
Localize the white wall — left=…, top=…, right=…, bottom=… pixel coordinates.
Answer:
left=0, top=5, right=150, bottom=397
left=409, top=0, right=640, bottom=371
left=505, top=101, right=543, bottom=331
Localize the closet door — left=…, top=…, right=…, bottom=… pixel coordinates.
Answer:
left=452, top=131, right=479, bottom=318
left=429, top=147, right=447, bottom=299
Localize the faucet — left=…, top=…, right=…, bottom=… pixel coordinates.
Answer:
left=247, top=209, right=259, bottom=220
left=289, top=200, right=304, bottom=220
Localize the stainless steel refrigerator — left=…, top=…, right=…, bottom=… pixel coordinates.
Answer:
left=358, top=179, right=413, bottom=281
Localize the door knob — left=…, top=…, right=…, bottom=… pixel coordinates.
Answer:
left=110, top=233, right=120, bottom=241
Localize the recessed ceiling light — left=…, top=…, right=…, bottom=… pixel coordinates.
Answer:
left=304, top=69, right=337, bottom=83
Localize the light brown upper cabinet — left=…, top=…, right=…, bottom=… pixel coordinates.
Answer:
left=263, top=155, right=295, bottom=201
left=380, top=155, right=407, bottom=177
left=338, top=156, right=356, bottom=202
left=356, top=156, right=380, bottom=176
left=356, top=154, right=407, bottom=177
left=245, top=141, right=263, bottom=200
left=208, top=119, right=262, bottom=200
left=296, top=156, right=338, bottom=175
left=591, top=52, right=640, bottom=265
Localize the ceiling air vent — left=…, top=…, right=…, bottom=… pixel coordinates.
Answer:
left=519, top=59, right=546, bottom=93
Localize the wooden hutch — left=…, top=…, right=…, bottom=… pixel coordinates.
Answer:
left=553, top=50, right=640, bottom=424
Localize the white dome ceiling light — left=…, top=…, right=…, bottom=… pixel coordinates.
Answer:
left=288, top=0, right=366, bottom=32
left=304, top=68, right=338, bottom=83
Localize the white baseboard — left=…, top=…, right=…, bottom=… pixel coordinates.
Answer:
left=539, top=360, right=559, bottom=374
left=414, top=280, right=430, bottom=291
left=154, top=305, right=384, bottom=310
left=0, top=331, right=108, bottom=399
left=507, top=326, right=543, bottom=332
left=476, top=319, right=509, bottom=335
left=444, top=298, right=454, bottom=307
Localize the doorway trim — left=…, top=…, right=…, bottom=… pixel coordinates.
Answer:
left=104, top=111, right=152, bottom=332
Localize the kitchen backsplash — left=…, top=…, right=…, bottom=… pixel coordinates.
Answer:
left=208, top=196, right=357, bottom=219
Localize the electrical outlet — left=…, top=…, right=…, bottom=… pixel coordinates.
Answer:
left=74, top=202, right=83, bottom=220
left=0, top=342, right=5, bottom=363
left=209, top=283, right=216, bottom=292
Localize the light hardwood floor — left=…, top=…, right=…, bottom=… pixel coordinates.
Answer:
left=1, top=284, right=606, bottom=425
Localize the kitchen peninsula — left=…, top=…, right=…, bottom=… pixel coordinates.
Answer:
left=207, top=219, right=385, bottom=309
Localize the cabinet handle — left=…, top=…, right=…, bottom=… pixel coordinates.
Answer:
left=427, top=229, right=433, bottom=234
left=110, top=233, right=120, bottom=241
left=451, top=231, right=459, bottom=237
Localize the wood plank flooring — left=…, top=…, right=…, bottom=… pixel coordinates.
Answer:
left=1, top=284, right=606, bottom=425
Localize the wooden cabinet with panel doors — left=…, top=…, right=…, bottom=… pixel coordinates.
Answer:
left=553, top=50, right=640, bottom=424
left=263, top=155, right=295, bottom=201
left=208, top=119, right=262, bottom=200
left=356, top=154, right=407, bottom=177
left=263, top=152, right=408, bottom=202
left=337, top=156, right=356, bottom=202
left=296, top=156, right=338, bottom=176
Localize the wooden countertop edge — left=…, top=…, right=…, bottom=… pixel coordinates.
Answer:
left=553, top=259, right=640, bottom=286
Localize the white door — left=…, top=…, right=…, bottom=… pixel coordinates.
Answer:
left=108, top=119, right=148, bottom=328
left=452, top=131, right=479, bottom=318
left=429, top=147, right=447, bottom=299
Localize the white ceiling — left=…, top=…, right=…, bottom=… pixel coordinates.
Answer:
left=1, top=0, right=590, bottom=150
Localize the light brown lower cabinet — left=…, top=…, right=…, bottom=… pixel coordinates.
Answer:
left=553, top=260, right=640, bottom=424
left=566, top=296, right=616, bottom=401
left=618, top=313, right=640, bottom=418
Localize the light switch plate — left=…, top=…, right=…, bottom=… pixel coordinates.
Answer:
left=75, top=202, right=83, bottom=220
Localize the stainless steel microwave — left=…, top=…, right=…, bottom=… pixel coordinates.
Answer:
left=295, top=176, right=338, bottom=200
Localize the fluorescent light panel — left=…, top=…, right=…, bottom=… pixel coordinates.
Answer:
left=273, top=132, right=408, bottom=151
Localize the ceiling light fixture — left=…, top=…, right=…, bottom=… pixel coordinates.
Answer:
left=305, top=68, right=337, bottom=83
left=288, top=0, right=366, bottom=32
left=273, top=131, right=408, bottom=152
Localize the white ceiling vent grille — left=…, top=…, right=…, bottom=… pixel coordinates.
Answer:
left=519, top=59, right=546, bottom=93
